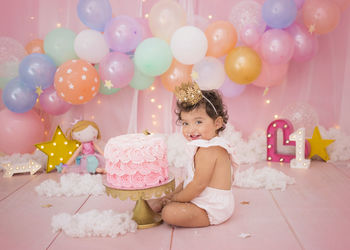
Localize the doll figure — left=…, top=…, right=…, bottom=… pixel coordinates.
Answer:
left=56, top=120, right=105, bottom=174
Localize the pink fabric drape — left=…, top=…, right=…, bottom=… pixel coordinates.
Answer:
left=0, top=0, right=349, bottom=141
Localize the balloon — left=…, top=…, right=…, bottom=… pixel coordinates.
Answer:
left=2, top=77, right=38, bottom=113
left=229, top=0, right=266, bottom=34
left=134, top=38, right=173, bottom=76
left=104, top=16, right=143, bottom=53
left=224, top=47, right=262, bottom=84
left=170, top=26, right=208, bottom=65
left=285, top=23, right=318, bottom=62
left=99, top=52, right=134, bottom=88
left=136, top=18, right=153, bottom=40
left=148, top=0, right=187, bottom=42
left=252, top=61, right=289, bottom=87
left=19, top=53, right=56, bottom=90
left=94, top=64, right=120, bottom=95
left=44, top=28, right=77, bottom=66
left=25, top=39, right=44, bottom=54
left=294, top=0, right=305, bottom=9
left=259, top=29, right=294, bottom=65
left=77, top=0, right=112, bottom=32
left=281, top=102, right=319, bottom=137
left=240, top=24, right=262, bottom=47
left=302, top=0, right=341, bottom=35
left=0, top=109, right=45, bottom=154
left=205, top=21, right=237, bottom=58
left=0, top=37, right=27, bottom=89
left=129, top=64, right=155, bottom=90
left=54, top=59, right=100, bottom=105
left=333, top=0, right=350, bottom=10
left=39, top=86, right=71, bottom=115
left=193, top=57, right=226, bottom=90
left=262, top=0, right=297, bottom=29
left=74, top=29, right=109, bottom=63
left=219, top=77, right=246, bottom=98
left=160, top=59, right=192, bottom=92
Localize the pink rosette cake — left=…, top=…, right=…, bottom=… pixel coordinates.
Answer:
left=104, top=133, right=169, bottom=189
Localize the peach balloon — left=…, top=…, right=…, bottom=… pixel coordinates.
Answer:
left=302, top=0, right=341, bottom=35
left=205, top=21, right=237, bottom=58
left=54, top=59, right=100, bottom=105
left=225, top=47, right=262, bottom=84
left=160, top=59, right=193, bottom=92
left=25, top=39, right=44, bottom=54
left=333, top=0, right=350, bottom=10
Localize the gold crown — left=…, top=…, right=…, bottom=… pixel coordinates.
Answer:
left=174, top=81, right=203, bottom=106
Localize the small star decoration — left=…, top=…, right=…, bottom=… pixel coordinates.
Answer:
left=35, top=86, right=43, bottom=96
left=308, top=24, right=316, bottom=34
left=307, top=126, right=335, bottom=162
left=35, top=126, right=80, bottom=173
left=104, top=80, right=113, bottom=90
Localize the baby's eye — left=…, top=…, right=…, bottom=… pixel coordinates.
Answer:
left=182, top=121, right=189, bottom=126
left=195, top=120, right=202, bottom=125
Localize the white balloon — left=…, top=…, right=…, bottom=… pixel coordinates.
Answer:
left=170, top=26, right=208, bottom=65
left=193, top=57, right=225, bottom=90
left=74, top=29, right=109, bottom=63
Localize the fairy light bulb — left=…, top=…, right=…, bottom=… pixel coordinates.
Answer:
left=145, top=13, right=149, bottom=18
left=157, top=105, right=162, bottom=109
left=56, top=23, right=62, bottom=28
left=265, top=99, right=271, bottom=104
left=208, top=15, right=212, bottom=19
left=150, top=98, right=155, bottom=103
left=150, top=86, right=155, bottom=91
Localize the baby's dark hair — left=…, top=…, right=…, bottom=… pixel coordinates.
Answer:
left=175, top=90, right=229, bottom=133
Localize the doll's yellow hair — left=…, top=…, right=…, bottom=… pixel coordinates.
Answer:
left=68, top=120, right=101, bottom=140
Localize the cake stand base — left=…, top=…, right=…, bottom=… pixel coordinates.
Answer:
left=104, top=176, right=175, bottom=229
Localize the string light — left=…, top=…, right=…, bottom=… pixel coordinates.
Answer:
left=41, top=118, right=45, bottom=122
left=56, top=23, right=62, bottom=28
left=151, top=114, right=156, bottom=118
left=91, top=115, right=95, bottom=120
left=265, top=99, right=270, bottom=104
left=152, top=121, right=157, bottom=126
left=150, top=86, right=155, bottom=91
left=150, top=98, right=155, bottom=103
left=157, top=105, right=162, bottom=109
left=208, top=15, right=213, bottom=19
left=97, top=99, right=101, bottom=104
left=144, top=14, right=149, bottom=18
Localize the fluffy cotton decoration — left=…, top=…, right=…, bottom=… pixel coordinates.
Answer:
left=35, top=173, right=105, bottom=197
left=0, top=149, right=48, bottom=171
left=234, top=167, right=295, bottom=191
left=52, top=210, right=137, bottom=238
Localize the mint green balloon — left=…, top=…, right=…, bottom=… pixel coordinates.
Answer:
left=44, top=28, right=78, bottom=66
left=95, top=64, right=120, bottom=95
left=134, top=38, right=172, bottom=77
left=130, top=60, right=155, bottom=90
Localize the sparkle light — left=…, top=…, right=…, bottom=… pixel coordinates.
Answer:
left=150, top=98, right=155, bottom=103
left=265, top=100, right=270, bottom=104
left=157, top=105, right=162, bottom=109
left=56, top=23, right=62, bottom=28
left=150, top=86, right=155, bottom=91
left=145, top=13, right=149, bottom=18
left=208, top=15, right=213, bottom=19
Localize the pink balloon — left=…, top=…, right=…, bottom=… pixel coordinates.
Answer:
left=219, top=77, right=246, bottom=98
left=0, top=109, right=45, bottom=154
left=252, top=61, right=289, bottom=87
left=259, top=29, right=294, bottom=64
left=285, top=23, right=318, bottom=62
left=39, top=86, right=71, bottom=115
left=240, top=24, right=262, bottom=47
left=333, top=0, right=350, bottom=11
left=99, top=52, right=134, bottom=88
left=136, top=18, right=153, bottom=40
left=294, top=0, right=305, bottom=9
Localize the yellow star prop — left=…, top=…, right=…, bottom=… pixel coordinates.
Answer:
left=104, top=80, right=113, bottom=90
left=35, top=86, right=43, bottom=96
left=307, top=126, right=335, bottom=162
left=35, top=126, right=80, bottom=173
left=308, top=24, right=316, bottom=34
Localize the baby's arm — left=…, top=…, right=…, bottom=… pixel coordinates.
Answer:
left=172, top=147, right=217, bottom=203
left=93, top=142, right=104, bottom=156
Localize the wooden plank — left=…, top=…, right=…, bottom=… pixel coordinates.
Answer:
left=270, top=161, right=350, bottom=250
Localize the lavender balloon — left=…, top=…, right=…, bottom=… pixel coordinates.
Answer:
left=19, top=53, right=56, bottom=90
left=262, top=0, right=297, bottom=29
left=39, top=86, right=71, bottom=115
left=219, top=77, right=246, bottom=98
left=2, top=77, right=37, bottom=113
left=104, top=16, right=143, bottom=53
left=77, top=0, right=112, bottom=32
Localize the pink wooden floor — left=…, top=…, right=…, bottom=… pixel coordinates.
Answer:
left=0, top=161, right=349, bottom=250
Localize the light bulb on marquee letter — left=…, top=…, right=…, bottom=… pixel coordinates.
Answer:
left=289, top=128, right=310, bottom=169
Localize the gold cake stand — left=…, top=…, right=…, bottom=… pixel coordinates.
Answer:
left=104, top=176, right=175, bottom=229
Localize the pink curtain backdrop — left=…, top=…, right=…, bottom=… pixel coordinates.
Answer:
left=1, top=0, right=349, bottom=142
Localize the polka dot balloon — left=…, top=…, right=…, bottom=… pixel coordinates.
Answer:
left=54, top=59, right=100, bottom=105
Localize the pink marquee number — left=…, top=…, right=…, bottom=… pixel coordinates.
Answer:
left=266, top=119, right=310, bottom=163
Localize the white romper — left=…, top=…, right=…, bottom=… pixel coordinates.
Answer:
left=183, top=137, right=235, bottom=225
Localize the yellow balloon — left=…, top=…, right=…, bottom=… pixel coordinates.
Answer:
left=224, top=47, right=262, bottom=84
